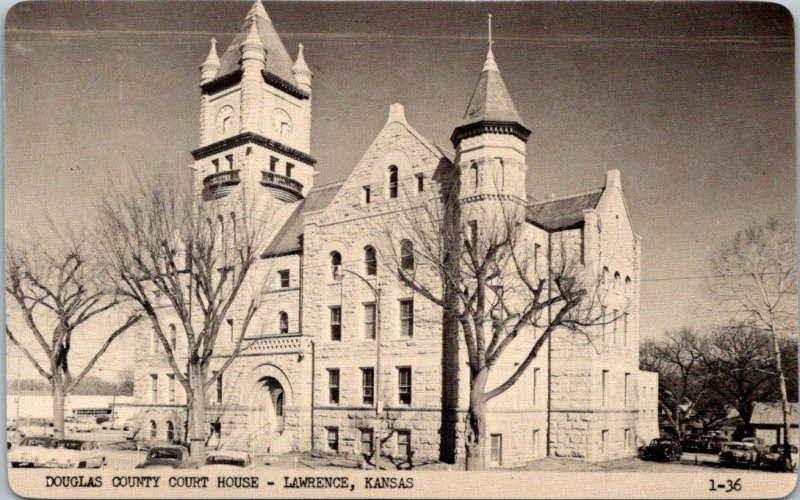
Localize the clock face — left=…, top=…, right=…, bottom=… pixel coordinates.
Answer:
left=216, top=106, right=234, bottom=134
left=272, top=108, right=293, bottom=139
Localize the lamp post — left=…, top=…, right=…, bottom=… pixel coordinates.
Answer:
left=338, top=267, right=382, bottom=470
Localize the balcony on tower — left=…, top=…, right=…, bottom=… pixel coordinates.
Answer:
left=202, top=169, right=241, bottom=201
left=260, top=170, right=304, bottom=202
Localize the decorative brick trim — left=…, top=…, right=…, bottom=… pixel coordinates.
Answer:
left=262, top=70, right=309, bottom=99
left=200, top=69, right=243, bottom=95
left=191, top=132, right=316, bottom=165
left=200, top=68, right=309, bottom=100
left=450, top=120, right=532, bottom=148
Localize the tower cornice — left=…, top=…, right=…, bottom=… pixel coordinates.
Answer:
left=199, top=68, right=309, bottom=100
left=191, top=131, right=317, bottom=165
left=450, top=120, right=532, bottom=148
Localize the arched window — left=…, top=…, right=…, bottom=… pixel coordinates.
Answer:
left=602, top=267, right=609, bottom=288
left=400, top=240, right=414, bottom=271
left=149, top=421, right=157, bottom=439
left=330, top=251, right=342, bottom=280
left=166, top=421, right=175, bottom=442
left=614, top=271, right=621, bottom=290
left=279, top=311, right=289, bottom=335
left=364, top=246, right=377, bottom=276
left=470, top=163, right=479, bottom=191
left=388, top=166, right=399, bottom=199
left=169, top=324, right=177, bottom=350
left=625, top=276, right=631, bottom=294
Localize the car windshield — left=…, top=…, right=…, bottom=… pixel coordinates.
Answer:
left=54, top=441, right=84, bottom=450
left=20, top=438, right=54, bottom=448
left=205, top=456, right=247, bottom=467
left=148, top=449, right=181, bottom=460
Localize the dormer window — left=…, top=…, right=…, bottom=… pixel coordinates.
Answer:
left=388, top=166, right=399, bottom=199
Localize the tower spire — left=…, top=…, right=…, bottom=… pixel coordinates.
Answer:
left=483, top=14, right=498, bottom=72
left=200, top=37, right=220, bottom=83
left=246, top=0, right=269, bottom=21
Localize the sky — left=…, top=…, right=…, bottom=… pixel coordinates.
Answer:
left=3, top=1, right=796, bottom=376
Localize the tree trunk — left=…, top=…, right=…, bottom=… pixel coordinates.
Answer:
left=51, top=380, right=65, bottom=440
left=769, top=328, right=792, bottom=472
left=465, top=368, right=488, bottom=470
left=187, top=364, right=207, bottom=464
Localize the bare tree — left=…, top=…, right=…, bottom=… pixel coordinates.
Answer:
left=97, top=178, right=273, bottom=462
left=639, top=328, right=711, bottom=441
left=376, top=170, right=616, bottom=470
left=710, top=218, right=797, bottom=471
left=5, top=235, right=142, bottom=439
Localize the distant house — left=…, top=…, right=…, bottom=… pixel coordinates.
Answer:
left=750, top=402, right=800, bottom=446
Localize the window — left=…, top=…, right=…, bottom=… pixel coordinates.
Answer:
left=467, top=220, right=478, bottom=250
left=400, top=240, right=414, bottom=270
left=496, top=158, right=505, bottom=190
left=534, top=243, right=541, bottom=270
left=269, top=156, right=278, bottom=172
left=364, top=303, right=376, bottom=340
left=150, top=374, right=158, bottom=403
left=601, top=430, right=608, bottom=454
left=623, top=313, right=629, bottom=346
left=614, top=271, right=621, bottom=290
left=470, top=162, right=479, bottom=191
left=212, top=159, right=220, bottom=173
left=490, top=434, right=503, bottom=465
left=602, top=267, right=609, bottom=288
left=330, top=251, right=342, bottom=280
left=211, top=422, right=221, bottom=439
left=625, top=276, right=631, bottom=295
left=279, top=312, right=289, bottom=335
left=169, top=324, right=177, bottom=350
left=398, top=367, right=412, bottom=405
left=149, top=421, right=157, bottom=440
left=152, top=329, right=160, bottom=353
left=215, top=371, right=223, bottom=404
left=286, top=162, right=294, bottom=178
left=532, top=429, right=540, bottom=457
left=533, top=368, right=540, bottom=406
left=612, top=309, right=618, bottom=344
left=360, top=428, right=374, bottom=455
left=396, top=430, right=410, bottom=458
left=624, top=428, right=631, bottom=448
left=399, top=299, right=414, bottom=338
left=167, top=421, right=175, bottom=442
left=327, top=427, right=339, bottom=451
left=330, top=306, right=342, bottom=341
left=416, top=173, right=425, bottom=193
left=601, top=370, right=609, bottom=407
left=328, top=369, right=340, bottom=405
left=363, top=185, right=371, bottom=204
left=168, top=374, right=176, bottom=403
left=388, top=166, right=399, bottom=198
left=624, top=372, right=630, bottom=408
left=362, top=368, right=374, bottom=405
left=364, top=246, right=377, bottom=276
left=227, top=318, right=234, bottom=342
left=225, top=154, right=234, bottom=170
left=491, top=307, right=503, bottom=333
left=279, top=269, right=290, bottom=288
left=601, top=306, right=607, bottom=344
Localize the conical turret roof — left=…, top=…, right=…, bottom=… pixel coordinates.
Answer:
left=215, top=0, right=298, bottom=86
left=459, top=45, right=525, bottom=128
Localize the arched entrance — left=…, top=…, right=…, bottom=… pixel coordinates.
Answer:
left=249, top=376, right=286, bottom=435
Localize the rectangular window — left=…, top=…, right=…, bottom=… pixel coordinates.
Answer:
left=534, top=243, right=541, bottom=270
left=330, top=306, right=342, bottom=341
left=532, top=429, right=540, bottom=458
left=269, top=156, right=278, bottom=172
left=623, top=313, right=629, bottom=346
left=212, top=158, right=220, bottom=173
left=467, top=220, right=478, bottom=250
left=398, top=367, right=412, bottom=405
left=416, top=173, right=424, bottom=193
left=602, top=430, right=608, bottom=454
left=613, top=309, right=618, bottom=344
left=601, top=370, right=609, bottom=407
left=490, top=434, right=503, bottom=465
left=169, top=324, right=177, bottom=350
left=624, top=428, right=631, bottom=448
left=279, top=269, right=290, bottom=288
left=286, top=162, right=294, bottom=178
left=399, top=299, right=413, bottom=338
left=624, top=372, right=630, bottom=408
left=168, top=374, right=175, bottom=403
left=360, top=428, right=374, bottom=455
left=396, top=430, right=410, bottom=458
left=225, top=154, right=234, bottom=170
left=152, top=330, right=160, bottom=353
left=327, top=427, right=339, bottom=451
left=328, top=369, right=340, bottom=405
left=150, top=374, right=158, bottom=403
left=363, top=303, right=376, bottom=340
left=227, top=318, right=234, bottom=343
left=215, top=370, right=223, bottom=404
left=533, top=368, right=540, bottom=406
left=362, top=368, right=374, bottom=405
left=362, top=185, right=371, bottom=205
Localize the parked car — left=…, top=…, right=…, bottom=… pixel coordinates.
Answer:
left=639, top=438, right=682, bottom=462
left=135, top=446, right=197, bottom=469
left=8, top=436, right=58, bottom=467
left=681, top=436, right=705, bottom=453
left=40, top=439, right=106, bottom=469
left=704, top=435, right=730, bottom=453
left=202, top=451, right=251, bottom=469
left=759, top=444, right=799, bottom=471
left=719, top=442, right=760, bottom=468
left=742, top=437, right=767, bottom=454
left=67, top=419, right=96, bottom=433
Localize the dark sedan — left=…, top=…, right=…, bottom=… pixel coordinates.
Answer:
left=135, top=446, right=198, bottom=469
left=719, top=442, right=760, bottom=468
left=639, top=438, right=682, bottom=462
left=759, top=444, right=798, bottom=471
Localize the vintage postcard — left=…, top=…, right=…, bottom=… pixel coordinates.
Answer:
left=3, top=1, right=797, bottom=498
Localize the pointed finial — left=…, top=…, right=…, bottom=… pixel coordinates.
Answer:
left=488, top=13, right=493, bottom=49
left=482, top=13, right=498, bottom=72
left=246, top=0, right=269, bottom=21
left=293, top=42, right=312, bottom=88
left=202, top=37, right=220, bottom=67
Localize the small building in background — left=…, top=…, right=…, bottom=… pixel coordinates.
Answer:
left=751, top=401, right=800, bottom=446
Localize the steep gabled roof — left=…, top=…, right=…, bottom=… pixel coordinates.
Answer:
left=262, top=181, right=343, bottom=258
left=216, top=0, right=298, bottom=87
left=526, top=188, right=604, bottom=231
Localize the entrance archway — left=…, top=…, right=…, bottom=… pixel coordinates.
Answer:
left=250, top=376, right=286, bottom=434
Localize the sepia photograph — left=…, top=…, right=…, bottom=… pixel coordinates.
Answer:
left=3, top=1, right=797, bottom=498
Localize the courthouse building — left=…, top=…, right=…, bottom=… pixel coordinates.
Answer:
left=129, top=1, right=658, bottom=466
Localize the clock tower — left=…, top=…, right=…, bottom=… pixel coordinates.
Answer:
left=191, top=0, right=314, bottom=206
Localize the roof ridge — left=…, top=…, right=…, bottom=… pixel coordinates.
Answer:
left=529, top=187, right=604, bottom=206
left=310, top=180, right=345, bottom=192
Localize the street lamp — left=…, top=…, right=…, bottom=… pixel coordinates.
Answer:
left=337, top=266, right=383, bottom=470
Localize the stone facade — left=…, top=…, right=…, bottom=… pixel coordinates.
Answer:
left=130, top=0, right=658, bottom=467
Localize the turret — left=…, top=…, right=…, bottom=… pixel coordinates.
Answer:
left=239, top=20, right=266, bottom=135
left=292, top=43, right=312, bottom=92
left=200, top=38, right=220, bottom=84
